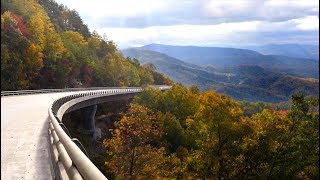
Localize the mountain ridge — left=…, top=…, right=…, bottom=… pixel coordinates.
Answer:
left=140, top=43, right=319, bottom=78
left=121, top=47, right=319, bottom=103
left=242, top=43, right=319, bottom=60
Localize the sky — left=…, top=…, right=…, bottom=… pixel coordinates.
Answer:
left=55, top=0, right=319, bottom=48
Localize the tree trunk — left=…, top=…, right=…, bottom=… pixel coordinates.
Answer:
left=129, top=148, right=135, bottom=180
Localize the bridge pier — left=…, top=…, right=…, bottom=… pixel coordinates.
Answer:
left=79, top=105, right=101, bottom=141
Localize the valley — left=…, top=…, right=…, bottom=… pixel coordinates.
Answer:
left=122, top=44, right=319, bottom=103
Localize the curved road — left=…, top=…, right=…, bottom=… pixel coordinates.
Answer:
left=1, top=90, right=111, bottom=179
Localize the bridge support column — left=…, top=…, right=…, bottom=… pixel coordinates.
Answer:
left=79, top=105, right=101, bottom=141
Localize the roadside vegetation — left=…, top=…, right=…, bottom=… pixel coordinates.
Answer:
left=101, top=85, right=319, bottom=179
left=1, top=0, right=170, bottom=90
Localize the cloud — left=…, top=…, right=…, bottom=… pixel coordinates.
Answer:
left=202, top=0, right=319, bottom=22
left=56, top=0, right=171, bottom=28
left=95, top=17, right=319, bottom=48
left=56, top=0, right=168, bottom=18
left=54, top=0, right=318, bottom=47
left=95, top=22, right=260, bottom=47
left=56, top=0, right=319, bottom=28
left=292, top=16, right=319, bottom=30
left=202, top=0, right=258, bottom=18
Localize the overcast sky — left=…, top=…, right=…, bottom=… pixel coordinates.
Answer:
left=55, top=0, right=319, bottom=48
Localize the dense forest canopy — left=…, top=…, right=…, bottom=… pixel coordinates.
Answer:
left=1, top=0, right=170, bottom=90
left=103, top=85, right=319, bottom=179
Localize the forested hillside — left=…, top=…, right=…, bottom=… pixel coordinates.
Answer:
left=122, top=48, right=319, bottom=103
left=121, top=48, right=233, bottom=87
left=102, top=85, right=319, bottom=179
left=1, top=0, right=169, bottom=91
left=141, top=44, right=319, bottom=78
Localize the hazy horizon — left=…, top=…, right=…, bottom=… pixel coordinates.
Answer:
left=124, top=42, right=319, bottom=49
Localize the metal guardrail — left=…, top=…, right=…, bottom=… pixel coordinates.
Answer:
left=0, top=85, right=168, bottom=96
left=46, top=86, right=171, bottom=179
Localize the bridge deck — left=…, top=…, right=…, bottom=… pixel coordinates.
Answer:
left=1, top=91, right=98, bottom=179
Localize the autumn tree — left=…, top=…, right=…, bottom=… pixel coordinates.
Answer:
left=231, top=94, right=319, bottom=179
left=28, top=13, right=45, bottom=46
left=39, top=0, right=90, bottom=39
left=134, top=85, right=201, bottom=151
left=280, top=94, right=318, bottom=178
left=1, top=0, right=171, bottom=90
left=103, top=85, right=319, bottom=179
left=187, top=91, right=243, bottom=179
left=104, top=104, right=180, bottom=179
left=139, top=68, right=154, bottom=86
left=156, top=111, right=186, bottom=152
left=1, top=11, right=30, bottom=89
left=25, top=43, right=44, bottom=88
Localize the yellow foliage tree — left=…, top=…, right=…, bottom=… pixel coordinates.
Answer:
left=190, top=91, right=243, bottom=179
left=104, top=104, right=180, bottom=179
left=25, top=43, right=44, bottom=82
left=28, top=13, right=45, bottom=46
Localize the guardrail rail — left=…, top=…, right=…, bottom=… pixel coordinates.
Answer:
left=45, top=86, right=171, bottom=179
left=1, top=85, right=169, bottom=96
left=2, top=86, right=171, bottom=179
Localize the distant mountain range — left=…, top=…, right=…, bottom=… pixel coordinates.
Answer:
left=121, top=44, right=319, bottom=103
left=243, top=44, right=319, bottom=61
left=121, top=48, right=228, bottom=88
left=141, top=44, right=319, bottom=78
